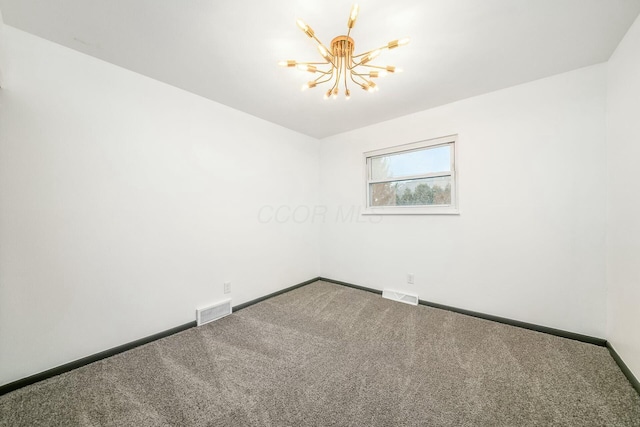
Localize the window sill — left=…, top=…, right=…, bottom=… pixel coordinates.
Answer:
left=362, top=207, right=460, bottom=216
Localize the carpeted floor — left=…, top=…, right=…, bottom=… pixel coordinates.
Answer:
left=1, top=281, right=639, bottom=426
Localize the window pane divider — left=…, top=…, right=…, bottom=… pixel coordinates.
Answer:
left=368, top=171, right=452, bottom=185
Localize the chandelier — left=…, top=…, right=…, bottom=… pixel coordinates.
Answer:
left=279, top=4, right=409, bottom=100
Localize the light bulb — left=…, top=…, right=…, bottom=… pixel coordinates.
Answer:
left=387, top=38, right=410, bottom=50
left=324, top=89, right=332, bottom=99
left=296, top=19, right=314, bottom=37
left=345, top=89, right=351, bottom=100
left=279, top=60, right=296, bottom=67
left=297, top=64, right=317, bottom=73
left=370, top=71, right=387, bottom=78
left=317, top=44, right=331, bottom=61
left=332, top=88, right=339, bottom=99
left=350, top=4, right=359, bottom=20
left=302, top=81, right=317, bottom=91
left=361, top=49, right=381, bottom=65
left=348, top=4, right=359, bottom=28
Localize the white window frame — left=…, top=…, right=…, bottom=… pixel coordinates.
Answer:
left=363, top=135, right=459, bottom=215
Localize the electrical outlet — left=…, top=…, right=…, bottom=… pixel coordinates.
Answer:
left=407, top=273, right=414, bottom=284
left=224, top=282, right=231, bottom=294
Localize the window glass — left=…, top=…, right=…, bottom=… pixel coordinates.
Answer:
left=370, top=145, right=450, bottom=181
left=370, top=176, right=452, bottom=207
left=364, top=136, right=458, bottom=214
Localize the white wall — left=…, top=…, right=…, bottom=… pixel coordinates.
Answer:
left=0, top=27, right=320, bottom=386
left=319, top=65, right=608, bottom=338
left=606, top=14, right=640, bottom=381
left=0, top=8, right=5, bottom=87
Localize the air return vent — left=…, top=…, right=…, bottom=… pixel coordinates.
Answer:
left=196, top=299, right=232, bottom=326
left=382, top=289, right=419, bottom=306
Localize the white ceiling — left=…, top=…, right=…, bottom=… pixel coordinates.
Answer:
left=1, top=0, right=639, bottom=138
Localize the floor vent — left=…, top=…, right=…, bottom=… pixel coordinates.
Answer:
left=196, top=299, right=232, bottom=326
left=382, top=289, right=419, bottom=306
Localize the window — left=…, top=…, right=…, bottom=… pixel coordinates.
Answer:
left=363, top=135, right=458, bottom=215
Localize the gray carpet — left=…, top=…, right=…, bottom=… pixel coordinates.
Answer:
left=1, top=281, right=639, bottom=426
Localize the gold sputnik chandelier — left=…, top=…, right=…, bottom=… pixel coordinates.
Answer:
left=279, top=4, right=409, bottom=100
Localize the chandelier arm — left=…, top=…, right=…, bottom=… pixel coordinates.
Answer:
left=344, top=51, right=351, bottom=93
left=333, top=55, right=342, bottom=93
left=320, top=51, right=338, bottom=69
left=293, top=63, right=334, bottom=75
left=302, top=26, right=328, bottom=52
left=313, top=39, right=336, bottom=64
left=350, top=37, right=410, bottom=59
left=311, top=35, right=329, bottom=51
left=353, top=73, right=371, bottom=84
left=310, top=65, right=336, bottom=75
left=302, top=70, right=333, bottom=76
left=352, top=71, right=377, bottom=91
left=351, top=53, right=381, bottom=67
left=352, top=66, right=385, bottom=76
left=352, top=45, right=390, bottom=58
left=351, top=58, right=368, bottom=67
left=352, top=51, right=374, bottom=58
left=314, top=69, right=335, bottom=85
left=359, top=63, right=400, bottom=74
left=349, top=72, right=368, bottom=90
left=304, top=30, right=336, bottom=66
left=359, top=64, right=390, bottom=69
left=331, top=57, right=340, bottom=92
